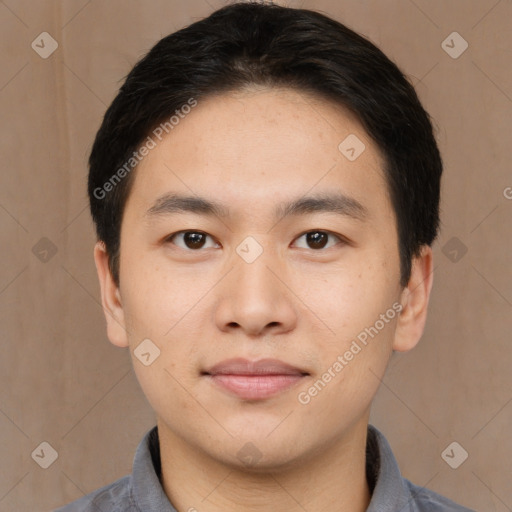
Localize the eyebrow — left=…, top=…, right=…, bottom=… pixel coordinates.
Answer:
left=145, top=192, right=368, bottom=222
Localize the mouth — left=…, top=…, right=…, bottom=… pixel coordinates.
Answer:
left=201, top=358, right=310, bottom=401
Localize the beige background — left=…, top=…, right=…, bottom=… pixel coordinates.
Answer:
left=0, top=1, right=510, bottom=511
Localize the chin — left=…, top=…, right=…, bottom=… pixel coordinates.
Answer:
left=203, top=429, right=313, bottom=473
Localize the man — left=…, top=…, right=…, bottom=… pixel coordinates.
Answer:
left=56, top=2, right=474, bottom=511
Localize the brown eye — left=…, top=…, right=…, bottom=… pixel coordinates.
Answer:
left=294, top=230, right=343, bottom=250
left=166, top=231, right=218, bottom=250
left=306, top=231, right=328, bottom=249
left=184, top=232, right=206, bottom=249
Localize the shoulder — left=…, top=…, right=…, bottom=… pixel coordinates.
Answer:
left=404, top=478, right=476, bottom=512
left=53, top=475, right=137, bottom=512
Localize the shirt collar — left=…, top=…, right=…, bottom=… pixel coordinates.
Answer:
left=131, top=424, right=411, bottom=512
left=366, top=424, right=412, bottom=511
left=131, top=426, right=177, bottom=511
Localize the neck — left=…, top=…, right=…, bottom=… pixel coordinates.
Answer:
left=158, top=416, right=372, bottom=512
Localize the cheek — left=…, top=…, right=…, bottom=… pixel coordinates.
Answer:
left=133, top=356, right=196, bottom=432
left=299, top=259, right=399, bottom=390
left=299, top=313, right=396, bottom=425
left=297, top=260, right=394, bottom=334
left=120, top=257, right=207, bottom=361
left=120, top=256, right=194, bottom=336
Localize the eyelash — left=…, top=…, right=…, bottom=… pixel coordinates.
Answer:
left=164, top=230, right=347, bottom=251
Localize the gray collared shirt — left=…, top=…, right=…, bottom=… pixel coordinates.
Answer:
left=54, top=424, right=475, bottom=511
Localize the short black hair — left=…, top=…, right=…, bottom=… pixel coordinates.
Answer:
left=88, top=1, right=442, bottom=288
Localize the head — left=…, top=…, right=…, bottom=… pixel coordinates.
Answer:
left=90, top=2, right=441, bottom=469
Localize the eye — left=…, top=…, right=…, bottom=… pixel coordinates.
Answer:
left=293, top=230, right=345, bottom=250
left=165, top=231, right=219, bottom=250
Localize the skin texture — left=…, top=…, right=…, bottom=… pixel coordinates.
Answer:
left=94, top=87, right=434, bottom=512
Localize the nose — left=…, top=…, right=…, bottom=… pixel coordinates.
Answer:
left=214, top=247, right=298, bottom=337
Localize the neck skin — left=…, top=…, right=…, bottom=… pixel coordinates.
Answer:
left=158, top=413, right=372, bottom=512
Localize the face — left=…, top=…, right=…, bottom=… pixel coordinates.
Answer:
left=96, top=87, right=430, bottom=470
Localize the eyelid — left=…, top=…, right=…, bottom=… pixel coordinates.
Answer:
left=291, top=230, right=347, bottom=249
left=164, top=229, right=348, bottom=251
left=164, top=230, right=219, bottom=249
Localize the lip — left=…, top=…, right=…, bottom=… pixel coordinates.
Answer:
left=202, top=358, right=309, bottom=400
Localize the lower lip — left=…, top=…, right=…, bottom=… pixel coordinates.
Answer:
left=207, top=374, right=306, bottom=400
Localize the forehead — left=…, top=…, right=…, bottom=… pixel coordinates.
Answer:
left=124, top=87, right=393, bottom=226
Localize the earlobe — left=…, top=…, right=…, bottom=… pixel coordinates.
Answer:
left=93, top=241, right=129, bottom=348
left=393, top=245, right=434, bottom=352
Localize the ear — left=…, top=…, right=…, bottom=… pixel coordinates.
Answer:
left=93, top=241, right=129, bottom=348
left=393, top=245, right=434, bottom=352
